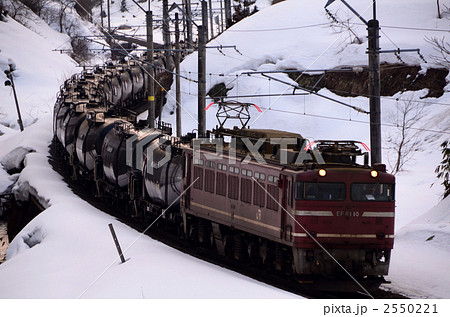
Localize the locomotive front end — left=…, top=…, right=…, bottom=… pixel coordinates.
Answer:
left=290, top=166, right=395, bottom=289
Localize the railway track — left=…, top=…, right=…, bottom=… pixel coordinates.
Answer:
left=48, top=140, right=408, bottom=299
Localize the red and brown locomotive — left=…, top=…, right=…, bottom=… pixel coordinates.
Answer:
left=181, top=128, right=394, bottom=292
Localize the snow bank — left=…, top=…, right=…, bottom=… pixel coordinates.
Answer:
left=383, top=196, right=450, bottom=298
left=0, top=14, right=77, bottom=129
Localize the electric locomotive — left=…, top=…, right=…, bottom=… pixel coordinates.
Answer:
left=180, top=128, right=395, bottom=292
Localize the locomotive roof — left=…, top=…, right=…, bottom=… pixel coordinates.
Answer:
left=217, top=127, right=303, bottom=140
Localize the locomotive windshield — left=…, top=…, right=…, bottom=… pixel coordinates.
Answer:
left=351, top=183, right=395, bottom=201
left=295, top=182, right=345, bottom=201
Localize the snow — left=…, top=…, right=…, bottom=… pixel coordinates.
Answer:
left=0, top=14, right=77, bottom=129
left=1, top=195, right=295, bottom=298
left=382, top=196, right=450, bottom=299
left=0, top=0, right=449, bottom=299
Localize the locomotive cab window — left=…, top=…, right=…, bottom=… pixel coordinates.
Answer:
left=351, top=183, right=395, bottom=201
left=295, top=182, right=345, bottom=201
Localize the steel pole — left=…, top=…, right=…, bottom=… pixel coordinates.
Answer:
left=107, top=0, right=111, bottom=33
left=6, top=73, right=24, bottom=131
left=202, top=1, right=209, bottom=41
left=198, top=25, right=206, bottom=137
left=208, top=0, right=214, bottom=38
left=219, top=0, right=224, bottom=33
left=368, top=18, right=381, bottom=165
left=146, top=10, right=155, bottom=128
left=100, top=0, right=104, bottom=28
left=175, top=13, right=182, bottom=137
left=224, top=0, right=232, bottom=28
left=162, top=0, right=172, bottom=69
left=185, top=0, right=193, bottom=49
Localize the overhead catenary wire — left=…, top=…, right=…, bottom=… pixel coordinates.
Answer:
left=353, top=22, right=450, bottom=33
left=224, top=22, right=449, bottom=34
left=258, top=106, right=450, bottom=135
left=226, top=22, right=331, bottom=32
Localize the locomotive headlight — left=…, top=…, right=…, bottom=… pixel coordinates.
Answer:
left=318, top=169, right=327, bottom=177
left=370, top=170, right=378, bottom=178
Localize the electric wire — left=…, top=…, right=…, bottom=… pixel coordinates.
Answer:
left=258, top=106, right=450, bottom=135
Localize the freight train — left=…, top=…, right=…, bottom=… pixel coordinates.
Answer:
left=53, top=60, right=395, bottom=293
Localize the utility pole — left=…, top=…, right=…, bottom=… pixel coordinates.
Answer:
left=100, top=0, right=104, bottom=28
left=175, top=13, right=182, bottom=137
left=224, top=0, right=232, bottom=28
left=146, top=8, right=155, bottom=128
left=198, top=24, right=207, bottom=137
left=367, top=3, right=381, bottom=165
left=4, top=66, right=24, bottom=132
left=107, top=0, right=111, bottom=33
left=162, top=0, right=172, bottom=69
left=185, top=0, right=193, bottom=49
left=208, top=0, right=214, bottom=38
left=219, top=0, right=224, bottom=33
left=325, top=0, right=382, bottom=165
left=202, top=0, right=209, bottom=41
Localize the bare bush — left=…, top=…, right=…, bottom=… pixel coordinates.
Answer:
left=2, top=0, right=28, bottom=20
left=425, top=36, right=450, bottom=68
left=232, top=0, right=258, bottom=24
left=70, top=35, right=93, bottom=63
left=325, top=8, right=362, bottom=45
left=386, top=97, right=426, bottom=174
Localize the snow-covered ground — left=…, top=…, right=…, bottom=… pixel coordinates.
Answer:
left=0, top=0, right=449, bottom=299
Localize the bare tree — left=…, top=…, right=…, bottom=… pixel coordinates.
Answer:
left=325, top=8, right=363, bottom=45
left=425, top=36, right=450, bottom=68
left=386, top=97, right=426, bottom=174
left=2, top=0, right=28, bottom=20
left=56, top=0, right=71, bottom=33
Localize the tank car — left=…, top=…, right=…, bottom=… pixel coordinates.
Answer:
left=143, top=135, right=183, bottom=208
left=75, top=115, right=116, bottom=171
left=102, top=68, right=123, bottom=108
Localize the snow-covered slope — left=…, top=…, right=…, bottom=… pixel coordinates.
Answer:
left=0, top=15, right=77, bottom=129
left=382, top=196, right=450, bottom=298
left=0, top=0, right=449, bottom=298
